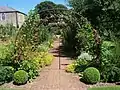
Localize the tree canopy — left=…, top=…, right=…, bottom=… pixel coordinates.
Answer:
left=68, top=0, right=120, bottom=40
left=35, top=1, right=67, bottom=19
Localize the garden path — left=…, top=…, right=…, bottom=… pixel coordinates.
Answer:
left=29, top=40, right=87, bottom=90
left=2, top=40, right=87, bottom=90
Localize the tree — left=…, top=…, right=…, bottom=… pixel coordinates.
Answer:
left=35, top=1, right=56, bottom=19
left=35, top=1, right=67, bottom=19
left=35, top=1, right=68, bottom=33
left=68, top=0, right=120, bottom=40
left=57, top=4, right=68, bottom=9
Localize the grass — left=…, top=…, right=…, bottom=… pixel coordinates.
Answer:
left=0, top=88, right=23, bottom=90
left=88, top=86, right=120, bottom=90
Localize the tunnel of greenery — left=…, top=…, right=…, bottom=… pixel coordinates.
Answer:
left=0, top=0, right=120, bottom=86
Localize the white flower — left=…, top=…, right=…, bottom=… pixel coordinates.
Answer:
left=78, top=52, right=92, bottom=61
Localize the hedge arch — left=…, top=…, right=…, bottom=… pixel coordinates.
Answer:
left=14, top=9, right=101, bottom=67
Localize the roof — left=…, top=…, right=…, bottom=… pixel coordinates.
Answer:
left=0, top=6, right=26, bottom=15
left=0, top=6, right=17, bottom=12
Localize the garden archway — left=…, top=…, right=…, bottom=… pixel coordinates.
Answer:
left=14, top=8, right=101, bottom=67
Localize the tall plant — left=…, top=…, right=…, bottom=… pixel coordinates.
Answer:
left=14, top=10, right=53, bottom=63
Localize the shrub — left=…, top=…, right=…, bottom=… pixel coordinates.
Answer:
left=0, top=66, right=14, bottom=84
left=100, top=41, right=120, bottom=82
left=13, top=70, right=28, bottom=85
left=101, top=65, right=120, bottom=82
left=75, top=59, right=88, bottom=73
left=43, top=53, right=54, bottom=66
left=83, top=67, right=100, bottom=84
left=65, top=63, right=76, bottom=73
left=74, top=52, right=92, bottom=73
left=77, top=52, right=92, bottom=61
left=0, top=43, right=15, bottom=66
left=19, top=60, right=39, bottom=80
left=0, top=24, right=18, bottom=41
left=33, top=56, right=45, bottom=68
left=37, top=44, right=49, bottom=52
left=33, top=52, right=47, bottom=68
left=34, top=52, right=54, bottom=67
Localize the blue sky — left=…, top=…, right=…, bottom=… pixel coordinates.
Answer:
left=0, top=0, right=67, bottom=14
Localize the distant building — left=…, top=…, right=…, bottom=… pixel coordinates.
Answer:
left=0, top=6, right=26, bottom=28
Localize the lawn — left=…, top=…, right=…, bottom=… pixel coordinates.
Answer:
left=0, top=88, right=23, bottom=90
left=88, top=86, right=120, bottom=90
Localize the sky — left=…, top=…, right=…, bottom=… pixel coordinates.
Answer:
left=0, top=0, right=68, bottom=14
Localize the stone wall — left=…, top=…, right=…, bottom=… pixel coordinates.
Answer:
left=17, top=12, right=26, bottom=27
left=0, top=12, right=17, bottom=26
left=0, top=12, right=26, bottom=27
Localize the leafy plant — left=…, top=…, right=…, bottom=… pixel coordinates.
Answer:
left=13, top=70, right=28, bottom=85
left=75, top=52, right=92, bottom=73
left=77, top=52, right=93, bottom=61
left=101, top=65, right=120, bottom=82
left=76, top=24, right=94, bottom=55
left=19, top=60, right=39, bottom=80
left=75, top=59, right=88, bottom=73
left=98, top=40, right=120, bottom=82
left=101, top=41, right=115, bottom=66
left=43, top=53, right=54, bottom=66
left=14, top=9, right=53, bottom=63
left=33, top=55, right=45, bottom=68
left=83, top=67, right=100, bottom=84
left=0, top=24, right=18, bottom=41
left=0, top=66, right=14, bottom=85
left=37, top=43, right=49, bottom=52
left=65, top=63, right=76, bottom=73
left=35, top=52, right=54, bottom=67
left=0, top=42, right=15, bottom=66
left=69, top=0, right=120, bottom=40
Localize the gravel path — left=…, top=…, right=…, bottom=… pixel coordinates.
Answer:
left=2, top=40, right=87, bottom=90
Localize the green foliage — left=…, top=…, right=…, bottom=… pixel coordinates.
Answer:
left=74, top=59, right=88, bottom=73
left=0, top=66, right=14, bottom=84
left=65, top=63, right=76, bottom=73
left=43, top=53, right=54, bottom=66
left=14, top=9, right=53, bottom=63
left=33, top=53, right=45, bottom=68
left=62, top=21, right=94, bottom=56
left=88, top=86, right=120, bottom=90
left=35, top=1, right=57, bottom=19
left=100, top=41, right=120, bottom=82
left=101, top=41, right=115, bottom=66
left=74, top=52, right=92, bottom=73
left=0, top=88, right=20, bottom=90
left=19, top=60, right=39, bottom=80
left=0, top=42, right=15, bottom=66
left=83, top=67, right=100, bottom=84
left=0, top=24, right=18, bottom=41
left=33, top=52, right=54, bottom=67
left=76, top=24, right=94, bottom=55
left=13, top=70, right=28, bottom=85
left=18, top=51, right=54, bottom=81
left=78, top=52, right=93, bottom=61
left=35, top=1, right=67, bottom=20
left=37, top=42, right=50, bottom=52
left=65, top=53, right=93, bottom=73
left=101, top=65, right=120, bottom=82
left=68, top=0, right=120, bottom=40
